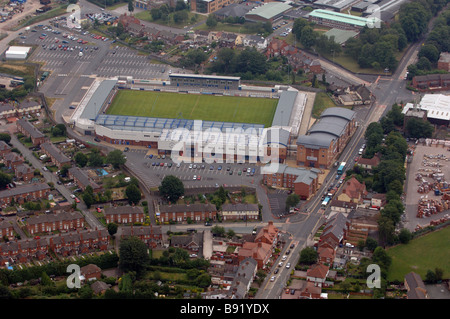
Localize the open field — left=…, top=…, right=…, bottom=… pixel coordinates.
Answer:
left=107, top=90, right=278, bottom=127
left=386, top=226, right=450, bottom=282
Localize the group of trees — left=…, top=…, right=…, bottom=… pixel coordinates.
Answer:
left=74, top=149, right=126, bottom=169
left=292, top=18, right=342, bottom=56
left=407, top=7, right=450, bottom=78
left=208, top=47, right=268, bottom=80
left=290, top=0, right=446, bottom=71
left=150, top=0, right=192, bottom=25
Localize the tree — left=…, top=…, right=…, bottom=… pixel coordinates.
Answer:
left=107, top=223, right=118, bottom=236
left=88, top=150, right=104, bottom=167
left=299, top=247, right=318, bottom=265
left=82, top=191, right=94, bottom=208
left=398, top=228, right=412, bottom=244
left=128, top=0, right=134, bottom=13
left=285, top=193, right=300, bottom=211
left=125, top=183, right=141, bottom=205
left=405, top=118, right=434, bottom=138
left=119, top=236, right=150, bottom=275
left=60, top=164, right=71, bottom=177
left=0, top=133, right=11, bottom=144
left=0, top=172, right=12, bottom=189
left=377, top=216, right=396, bottom=247
left=74, top=152, right=88, bottom=167
left=365, top=237, right=378, bottom=252
left=211, top=225, right=226, bottom=237
left=106, top=149, right=126, bottom=169
left=418, top=44, right=440, bottom=63
left=300, top=26, right=316, bottom=49
left=159, top=175, right=184, bottom=202
left=206, top=14, right=217, bottom=28
left=51, top=124, right=67, bottom=137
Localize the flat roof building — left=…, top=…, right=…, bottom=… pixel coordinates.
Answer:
left=402, top=94, right=450, bottom=126
left=5, top=46, right=31, bottom=60
left=314, top=0, right=361, bottom=12
left=308, top=9, right=381, bottom=30
left=245, top=2, right=293, bottom=23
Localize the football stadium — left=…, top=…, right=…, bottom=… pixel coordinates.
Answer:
left=70, top=74, right=308, bottom=163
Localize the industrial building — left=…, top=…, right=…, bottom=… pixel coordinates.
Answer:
left=244, top=2, right=293, bottom=23
left=402, top=94, right=450, bottom=127
left=313, top=0, right=361, bottom=12
left=296, top=107, right=356, bottom=169
left=308, top=9, right=381, bottom=30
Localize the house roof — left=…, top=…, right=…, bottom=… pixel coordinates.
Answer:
left=16, top=119, right=46, bottom=139
left=41, top=142, right=71, bottom=164
left=213, top=3, right=258, bottom=18
left=322, top=212, right=347, bottom=242
left=159, top=203, right=216, bottom=213
left=27, top=211, right=84, bottom=225
left=81, top=264, right=101, bottom=275
left=91, top=280, right=111, bottom=294
left=342, top=176, right=367, bottom=199
left=68, top=167, right=101, bottom=190
left=0, top=182, right=50, bottom=199
left=405, top=272, right=427, bottom=299
left=221, top=203, right=259, bottom=212
left=307, top=263, right=329, bottom=279
left=104, top=205, right=144, bottom=215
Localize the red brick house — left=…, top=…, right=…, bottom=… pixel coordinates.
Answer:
left=0, top=141, right=11, bottom=157
left=318, top=246, right=335, bottom=265
left=68, top=167, right=102, bottom=193
left=14, top=164, right=34, bottom=182
left=120, top=225, right=163, bottom=248
left=104, top=205, right=146, bottom=224
left=26, top=211, right=85, bottom=235
left=16, top=119, right=47, bottom=146
left=0, top=220, right=14, bottom=238
left=306, top=264, right=329, bottom=287
left=437, top=52, right=450, bottom=72
left=263, top=164, right=320, bottom=200
left=4, top=152, right=24, bottom=170
left=337, top=176, right=367, bottom=203
left=49, top=229, right=109, bottom=256
left=0, top=183, right=51, bottom=206
left=412, top=73, right=450, bottom=91
left=81, top=264, right=102, bottom=281
left=237, top=241, right=272, bottom=269
left=254, top=221, right=279, bottom=246
left=40, top=142, right=71, bottom=169
left=266, top=38, right=289, bottom=58
left=318, top=212, right=348, bottom=250
left=117, top=13, right=140, bottom=28
left=158, top=203, right=217, bottom=223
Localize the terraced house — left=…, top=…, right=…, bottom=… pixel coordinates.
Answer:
left=16, top=118, right=47, bottom=146
left=157, top=203, right=217, bottom=223
left=104, top=205, right=146, bottom=224
left=26, top=211, right=85, bottom=235
left=40, top=142, right=71, bottom=168
left=0, top=183, right=50, bottom=206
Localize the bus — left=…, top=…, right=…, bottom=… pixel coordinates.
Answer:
left=337, top=162, right=346, bottom=175
left=321, top=196, right=331, bottom=207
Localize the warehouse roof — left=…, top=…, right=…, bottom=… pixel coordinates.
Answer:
left=271, top=90, right=298, bottom=127
left=309, top=9, right=381, bottom=27
left=314, top=0, right=360, bottom=11
left=81, top=79, right=117, bottom=121
left=245, top=2, right=293, bottom=20
left=402, top=94, right=450, bottom=122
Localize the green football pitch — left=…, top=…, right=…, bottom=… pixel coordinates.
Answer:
left=106, top=90, right=278, bottom=127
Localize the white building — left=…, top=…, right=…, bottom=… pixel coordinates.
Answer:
left=5, top=46, right=31, bottom=60
left=402, top=94, right=450, bottom=126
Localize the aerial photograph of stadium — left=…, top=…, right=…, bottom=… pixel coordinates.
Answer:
left=0, top=0, right=448, bottom=309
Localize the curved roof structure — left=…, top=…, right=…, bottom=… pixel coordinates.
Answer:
left=297, top=107, right=355, bottom=148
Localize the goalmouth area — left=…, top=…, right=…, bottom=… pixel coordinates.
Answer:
left=105, top=90, right=279, bottom=128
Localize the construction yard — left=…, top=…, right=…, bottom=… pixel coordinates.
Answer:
left=404, top=140, right=450, bottom=232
